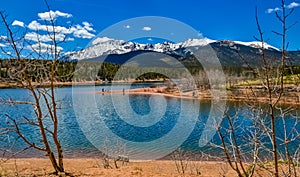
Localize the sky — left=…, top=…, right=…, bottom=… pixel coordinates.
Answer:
left=0, top=0, right=300, bottom=55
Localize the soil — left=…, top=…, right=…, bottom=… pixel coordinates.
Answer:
left=0, top=158, right=238, bottom=177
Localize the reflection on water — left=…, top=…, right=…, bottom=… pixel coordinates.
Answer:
left=0, top=84, right=299, bottom=159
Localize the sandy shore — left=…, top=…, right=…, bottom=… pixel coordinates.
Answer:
left=95, top=86, right=300, bottom=106
left=96, top=87, right=201, bottom=100
left=0, top=158, right=239, bottom=177
left=2, top=80, right=299, bottom=105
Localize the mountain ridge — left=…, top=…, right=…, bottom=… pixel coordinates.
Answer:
left=67, top=37, right=280, bottom=60
left=66, top=37, right=300, bottom=67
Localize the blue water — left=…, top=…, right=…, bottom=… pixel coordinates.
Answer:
left=0, top=83, right=299, bottom=160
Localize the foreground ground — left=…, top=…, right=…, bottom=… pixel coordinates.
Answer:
left=0, top=158, right=239, bottom=177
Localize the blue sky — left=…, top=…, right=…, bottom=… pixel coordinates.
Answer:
left=0, top=0, right=300, bottom=53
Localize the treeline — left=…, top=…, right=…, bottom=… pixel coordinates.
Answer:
left=0, top=59, right=77, bottom=82
left=0, top=59, right=299, bottom=84
left=0, top=59, right=181, bottom=82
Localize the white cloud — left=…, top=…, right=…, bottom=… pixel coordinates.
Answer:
left=197, top=33, right=203, bottom=37
left=124, top=25, right=130, bottom=29
left=66, top=37, right=75, bottom=41
left=27, top=11, right=96, bottom=41
left=38, top=10, right=72, bottom=21
left=28, top=20, right=95, bottom=39
left=73, top=29, right=95, bottom=39
left=82, top=22, right=95, bottom=31
left=71, top=24, right=95, bottom=39
left=142, top=26, right=151, bottom=31
left=0, top=35, right=7, bottom=40
left=55, top=10, right=72, bottom=18
left=267, top=2, right=300, bottom=13
left=25, top=32, right=67, bottom=42
left=12, top=20, right=25, bottom=27
left=28, top=20, right=44, bottom=30
left=28, top=20, right=73, bottom=34
left=29, top=42, right=63, bottom=53
left=0, top=36, right=8, bottom=47
left=1, top=51, right=11, bottom=56
left=287, top=2, right=300, bottom=8
left=267, top=7, right=281, bottom=13
left=25, top=32, right=43, bottom=42
left=92, top=37, right=114, bottom=45
left=147, top=38, right=153, bottom=41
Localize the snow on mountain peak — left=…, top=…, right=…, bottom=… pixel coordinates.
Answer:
left=69, top=37, right=215, bottom=60
left=67, top=37, right=279, bottom=60
left=92, top=37, right=115, bottom=45
left=233, top=41, right=279, bottom=51
left=180, top=38, right=216, bottom=47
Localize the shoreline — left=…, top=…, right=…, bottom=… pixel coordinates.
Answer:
left=1, top=80, right=299, bottom=106
left=95, top=86, right=300, bottom=106
left=0, top=80, right=165, bottom=89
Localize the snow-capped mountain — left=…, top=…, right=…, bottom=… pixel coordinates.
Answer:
left=67, top=37, right=230, bottom=60
left=67, top=37, right=280, bottom=61
left=231, top=41, right=279, bottom=51
left=65, top=37, right=300, bottom=67
left=68, top=37, right=217, bottom=60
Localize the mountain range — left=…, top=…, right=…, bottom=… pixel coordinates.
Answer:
left=66, top=37, right=300, bottom=67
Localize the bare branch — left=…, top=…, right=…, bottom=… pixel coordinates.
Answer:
left=5, top=114, right=47, bottom=152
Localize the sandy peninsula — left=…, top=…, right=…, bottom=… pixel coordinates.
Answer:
left=95, top=86, right=300, bottom=106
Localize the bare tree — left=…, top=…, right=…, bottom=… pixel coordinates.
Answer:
left=214, top=1, right=300, bottom=177
left=215, top=109, right=263, bottom=177
left=253, top=0, right=297, bottom=175
left=102, top=138, right=128, bottom=169
left=0, top=1, right=75, bottom=175
left=171, top=148, right=190, bottom=174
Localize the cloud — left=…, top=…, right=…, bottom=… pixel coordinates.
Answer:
left=0, top=35, right=7, bottom=40
left=197, top=32, right=203, bottom=37
left=267, top=7, right=280, bottom=13
left=73, top=29, right=95, bottom=39
left=147, top=38, right=153, bottom=41
left=142, top=26, right=151, bottom=31
left=82, top=22, right=95, bottom=31
left=25, top=32, right=67, bottom=42
left=28, top=20, right=71, bottom=33
left=287, top=2, right=300, bottom=8
left=1, top=52, right=11, bottom=55
left=0, top=36, right=8, bottom=47
left=38, top=10, right=72, bottom=21
left=12, top=20, right=25, bottom=27
left=66, top=37, right=75, bottom=41
left=92, top=37, right=114, bottom=45
left=267, top=2, right=300, bottom=13
left=70, top=24, right=96, bottom=38
left=28, top=20, right=46, bottom=30
left=124, top=25, right=130, bottom=29
left=28, top=20, right=95, bottom=39
left=29, top=42, right=63, bottom=53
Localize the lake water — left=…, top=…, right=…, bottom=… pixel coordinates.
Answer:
left=0, top=83, right=299, bottom=160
